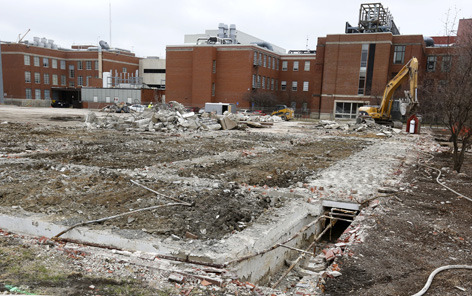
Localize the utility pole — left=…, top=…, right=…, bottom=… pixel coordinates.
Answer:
left=0, top=39, right=4, bottom=104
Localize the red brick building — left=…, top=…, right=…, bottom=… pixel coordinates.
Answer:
left=0, top=40, right=139, bottom=106
left=165, top=16, right=472, bottom=119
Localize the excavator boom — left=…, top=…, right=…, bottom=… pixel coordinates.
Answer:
left=358, top=57, right=419, bottom=123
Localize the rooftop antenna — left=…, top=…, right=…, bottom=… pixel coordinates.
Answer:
left=109, top=1, right=112, bottom=47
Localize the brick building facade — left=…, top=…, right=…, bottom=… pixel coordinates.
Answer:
left=166, top=18, right=472, bottom=119
left=0, top=41, right=139, bottom=106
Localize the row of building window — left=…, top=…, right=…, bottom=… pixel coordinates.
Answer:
left=253, top=52, right=279, bottom=70
left=281, top=60, right=310, bottom=72
left=25, top=88, right=50, bottom=100
left=426, top=55, right=451, bottom=72
left=251, top=74, right=309, bottom=91
left=25, top=71, right=92, bottom=86
left=24, top=55, right=100, bottom=70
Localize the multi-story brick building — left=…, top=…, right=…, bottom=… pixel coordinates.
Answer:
left=0, top=38, right=139, bottom=106
left=166, top=6, right=471, bottom=119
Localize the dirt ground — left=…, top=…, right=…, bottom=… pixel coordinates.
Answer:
left=1, top=106, right=471, bottom=295
left=324, top=131, right=472, bottom=295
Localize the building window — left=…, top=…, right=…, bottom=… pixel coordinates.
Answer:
left=86, top=76, right=92, bottom=86
left=358, top=44, right=368, bottom=94
left=303, top=81, right=309, bottom=91
left=43, top=58, right=49, bottom=68
left=293, top=61, right=299, bottom=71
left=78, top=76, right=83, bottom=86
left=292, top=81, right=298, bottom=91
left=268, top=56, right=271, bottom=69
left=69, top=65, right=75, bottom=78
left=44, top=90, right=50, bottom=100
left=304, top=61, right=310, bottom=71
left=52, top=59, right=57, bottom=69
left=263, top=55, right=267, bottom=67
left=60, top=60, right=66, bottom=70
left=25, top=71, right=31, bottom=83
left=262, top=77, right=265, bottom=89
left=44, top=74, right=50, bottom=84
left=272, top=57, right=275, bottom=70
left=211, top=83, right=215, bottom=96
left=442, top=56, right=451, bottom=72
left=61, top=75, right=66, bottom=86
left=281, top=81, right=287, bottom=91
left=253, top=52, right=258, bottom=65
left=69, top=81, right=75, bottom=87
left=267, top=78, right=270, bottom=89
left=34, top=56, right=40, bottom=67
left=335, top=102, right=365, bottom=119
left=427, top=56, right=437, bottom=72
left=123, top=67, right=127, bottom=73
left=86, top=61, right=92, bottom=70
left=282, top=61, right=288, bottom=71
left=212, top=60, right=216, bottom=73
left=276, top=59, right=279, bottom=70
left=393, top=45, right=405, bottom=64
left=35, top=89, right=41, bottom=100
left=275, top=79, right=278, bottom=91
left=78, top=61, right=83, bottom=70
left=34, top=72, right=40, bottom=84
left=24, top=55, right=30, bottom=66
left=258, top=53, right=262, bottom=66
left=271, top=79, right=274, bottom=90
left=252, top=74, right=256, bottom=88
left=95, top=61, right=99, bottom=70
left=257, top=75, right=261, bottom=88
left=52, top=74, right=58, bottom=85
left=25, top=88, right=32, bottom=99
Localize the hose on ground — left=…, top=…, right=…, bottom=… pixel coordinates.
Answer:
left=418, top=152, right=472, bottom=202
left=411, top=265, right=472, bottom=296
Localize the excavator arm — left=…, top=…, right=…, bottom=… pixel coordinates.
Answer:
left=377, top=57, right=418, bottom=119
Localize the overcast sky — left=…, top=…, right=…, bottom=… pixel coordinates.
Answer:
left=1, top=0, right=471, bottom=58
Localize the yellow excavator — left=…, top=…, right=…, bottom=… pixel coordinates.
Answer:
left=357, top=57, right=419, bottom=127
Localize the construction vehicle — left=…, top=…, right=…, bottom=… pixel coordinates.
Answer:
left=271, top=105, right=294, bottom=121
left=357, top=57, right=419, bottom=127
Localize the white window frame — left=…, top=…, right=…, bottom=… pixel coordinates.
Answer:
left=281, top=81, right=287, bottom=91
left=304, top=61, right=310, bottom=71
left=44, top=73, right=50, bottom=85
left=292, top=81, right=298, bottom=91
left=52, top=59, right=58, bottom=69
left=282, top=61, right=288, bottom=71
left=44, top=89, right=50, bottom=100
left=35, top=89, right=41, bottom=100
left=25, top=71, right=31, bottom=83
left=52, top=74, right=58, bottom=85
left=24, top=55, right=30, bottom=66
left=43, top=58, right=49, bottom=68
left=303, top=81, right=309, bottom=91
left=34, top=72, right=40, bottom=84
left=25, top=88, right=32, bottom=99
left=86, top=61, right=92, bottom=70
left=293, top=61, right=299, bottom=71
left=60, top=60, right=66, bottom=70
left=34, top=56, right=40, bottom=67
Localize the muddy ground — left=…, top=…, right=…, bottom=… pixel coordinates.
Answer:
left=1, top=106, right=471, bottom=295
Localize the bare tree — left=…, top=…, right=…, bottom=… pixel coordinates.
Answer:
left=421, top=17, right=472, bottom=172
left=243, top=90, right=277, bottom=110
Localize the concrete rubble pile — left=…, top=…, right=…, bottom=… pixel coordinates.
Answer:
left=84, top=101, right=238, bottom=132
left=85, top=101, right=283, bottom=132
left=316, top=120, right=403, bottom=137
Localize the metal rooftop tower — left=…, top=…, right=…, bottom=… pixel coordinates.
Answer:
left=346, top=3, right=400, bottom=35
